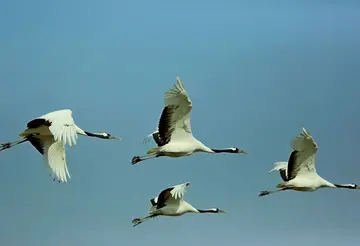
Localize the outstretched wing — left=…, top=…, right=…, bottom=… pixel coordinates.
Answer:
left=287, top=128, right=318, bottom=179
left=169, top=182, right=190, bottom=200
left=164, top=77, right=192, bottom=110
left=157, top=77, right=193, bottom=144
left=37, top=109, right=79, bottom=147
left=291, top=127, right=317, bottom=153
left=150, top=182, right=190, bottom=210
left=269, top=161, right=288, bottom=181
left=42, top=136, right=71, bottom=183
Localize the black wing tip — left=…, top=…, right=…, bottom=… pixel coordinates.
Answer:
left=287, top=150, right=299, bottom=180
left=157, top=106, right=176, bottom=146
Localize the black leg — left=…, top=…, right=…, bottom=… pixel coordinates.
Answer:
left=131, top=154, right=162, bottom=165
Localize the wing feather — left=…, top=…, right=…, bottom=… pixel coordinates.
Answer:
left=163, top=77, right=192, bottom=121
left=27, top=136, right=45, bottom=155
left=287, top=151, right=301, bottom=180
left=287, top=128, right=318, bottom=179
left=269, top=161, right=289, bottom=181
left=291, top=127, right=317, bottom=153
left=157, top=105, right=177, bottom=145
left=156, top=77, right=193, bottom=143
left=151, top=182, right=190, bottom=210
left=38, top=109, right=79, bottom=147
left=43, top=137, right=71, bottom=183
left=142, top=129, right=165, bottom=147
left=169, top=182, right=190, bottom=200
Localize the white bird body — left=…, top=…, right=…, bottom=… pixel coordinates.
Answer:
left=132, top=182, right=226, bottom=227
left=284, top=171, right=336, bottom=192
left=151, top=200, right=198, bottom=217
left=0, top=109, right=119, bottom=183
left=259, top=127, right=360, bottom=197
left=132, top=77, right=247, bottom=164
left=151, top=138, right=213, bottom=157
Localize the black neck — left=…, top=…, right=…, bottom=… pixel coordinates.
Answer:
left=84, top=131, right=104, bottom=138
left=197, top=209, right=217, bottom=213
left=334, top=184, right=354, bottom=189
left=211, top=148, right=234, bottom=153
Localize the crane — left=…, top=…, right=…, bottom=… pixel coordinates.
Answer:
left=132, top=182, right=227, bottom=227
left=132, top=76, right=247, bottom=164
left=0, top=109, right=119, bottom=182
left=259, top=127, right=360, bottom=197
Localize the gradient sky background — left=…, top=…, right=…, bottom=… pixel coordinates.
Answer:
left=1, top=1, right=360, bottom=246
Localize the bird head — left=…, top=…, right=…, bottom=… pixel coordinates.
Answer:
left=213, top=208, right=227, bottom=214
left=100, top=132, right=120, bottom=140
left=349, top=183, right=360, bottom=190
left=231, top=147, right=248, bottom=154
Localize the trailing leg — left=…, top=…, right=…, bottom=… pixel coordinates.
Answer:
left=258, top=187, right=291, bottom=197
left=131, top=153, right=162, bottom=165
left=0, top=138, right=28, bottom=152
left=132, top=214, right=158, bottom=227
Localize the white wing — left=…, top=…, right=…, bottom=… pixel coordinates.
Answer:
left=148, top=182, right=190, bottom=212
left=269, top=161, right=288, bottom=173
left=164, top=77, right=192, bottom=123
left=269, top=161, right=288, bottom=181
left=158, top=77, right=193, bottom=143
left=291, top=127, right=317, bottom=153
left=158, top=182, right=190, bottom=203
left=288, top=128, right=318, bottom=178
left=169, top=182, right=190, bottom=200
left=164, top=77, right=192, bottom=108
left=39, top=109, right=79, bottom=147
left=43, top=137, right=71, bottom=183
left=142, top=128, right=159, bottom=144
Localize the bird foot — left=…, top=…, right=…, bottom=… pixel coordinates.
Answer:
left=259, top=191, right=270, bottom=197
left=1, top=143, right=11, bottom=148
left=131, top=156, right=141, bottom=165
left=0, top=143, right=11, bottom=150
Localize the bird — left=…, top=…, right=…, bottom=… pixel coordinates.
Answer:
left=131, top=76, right=247, bottom=164
left=259, top=127, right=360, bottom=197
left=132, top=182, right=227, bottom=227
left=0, top=109, right=119, bottom=182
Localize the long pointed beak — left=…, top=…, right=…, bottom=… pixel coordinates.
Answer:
left=356, top=187, right=360, bottom=190
left=239, top=150, right=248, bottom=154
left=110, top=136, right=121, bottom=140
left=218, top=209, right=227, bottom=214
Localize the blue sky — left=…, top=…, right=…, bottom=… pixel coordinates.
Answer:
left=1, top=1, right=360, bottom=245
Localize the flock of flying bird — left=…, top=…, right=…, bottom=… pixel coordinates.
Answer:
left=1, top=77, right=359, bottom=227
